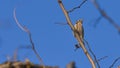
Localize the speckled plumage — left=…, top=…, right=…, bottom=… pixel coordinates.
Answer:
left=74, top=19, right=84, bottom=49
left=74, top=19, right=84, bottom=40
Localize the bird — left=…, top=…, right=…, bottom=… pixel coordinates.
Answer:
left=74, top=19, right=84, bottom=50
left=74, top=19, right=84, bottom=40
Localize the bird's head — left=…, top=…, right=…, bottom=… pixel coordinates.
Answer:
left=76, top=19, right=83, bottom=24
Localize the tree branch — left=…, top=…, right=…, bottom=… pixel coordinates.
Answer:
left=109, top=57, right=120, bottom=68
left=97, top=56, right=108, bottom=62
left=13, top=8, right=45, bottom=68
left=58, top=0, right=96, bottom=68
left=84, top=40, right=100, bottom=68
left=91, top=0, right=120, bottom=32
left=67, top=0, right=87, bottom=13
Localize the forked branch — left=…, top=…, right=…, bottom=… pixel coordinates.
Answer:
left=91, top=0, right=120, bottom=32
left=58, top=0, right=96, bottom=68
left=13, top=8, right=45, bottom=68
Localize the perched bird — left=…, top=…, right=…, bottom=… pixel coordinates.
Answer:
left=74, top=19, right=84, bottom=50
left=74, top=19, right=84, bottom=40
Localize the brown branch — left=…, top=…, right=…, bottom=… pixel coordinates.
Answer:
left=66, top=62, right=76, bottom=68
left=58, top=0, right=96, bottom=68
left=91, top=0, right=120, bottom=32
left=67, top=0, right=87, bottom=13
left=13, top=8, right=45, bottom=68
left=13, top=48, right=18, bottom=62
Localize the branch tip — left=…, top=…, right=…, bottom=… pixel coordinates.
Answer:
left=58, top=0, right=62, bottom=3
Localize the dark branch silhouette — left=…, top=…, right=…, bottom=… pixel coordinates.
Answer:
left=67, top=0, right=87, bottom=13
left=97, top=56, right=108, bottom=62
left=109, top=57, right=120, bottom=68
left=54, top=22, right=68, bottom=25
left=84, top=40, right=100, bottom=68
left=91, top=0, right=120, bottom=32
left=93, top=16, right=103, bottom=27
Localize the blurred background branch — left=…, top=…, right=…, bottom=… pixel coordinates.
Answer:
left=90, top=0, right=120, bottom=32
left=13, top=8, right=45, bottom=68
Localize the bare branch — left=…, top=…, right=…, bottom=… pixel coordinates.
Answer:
left=93, top=16, right=103, bottom=27
left=13, top=8, right=45, bottom=68
left=58, top=0, right=96, bottom=68
left=67, top=0, right=87, bottom=13
left=13, top=8, right=29, bottom=33
left=91, top=0, right=120, bottom=32
left=84, top=39, right=100, bottom=68
left=109, top=57, right=120, bottom=68
left=97, top=56, right=108, bottom=62
left=54, top=22, right=68, bottom=25
left=66, top=61, right=76, bottom=68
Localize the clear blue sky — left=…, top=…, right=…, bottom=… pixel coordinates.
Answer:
left=0, top=0, right=120, bottom=68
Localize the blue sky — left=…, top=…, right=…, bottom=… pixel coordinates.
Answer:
left=0, top=0, right=120, bottom=68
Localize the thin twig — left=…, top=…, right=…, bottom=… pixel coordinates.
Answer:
left=109, top=57, right=120, bottom=68
left=13, top=48, right=18, bottom=62
left=58, top=0, right=96, bottom=68
left=97, top=56, right=108, bottom=62
left=93, top=16, right=103, bottom=27
left=91, top=0, right=120, bottom=32
left=12, top=45, right=33, bottom=61
left=13, top=8, right=45, bottom=68
left=67, top=0, right=87, bottom=13
left=84, top=39, right=100, bottom=68
left=54, top=22, right=68, bottom=25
